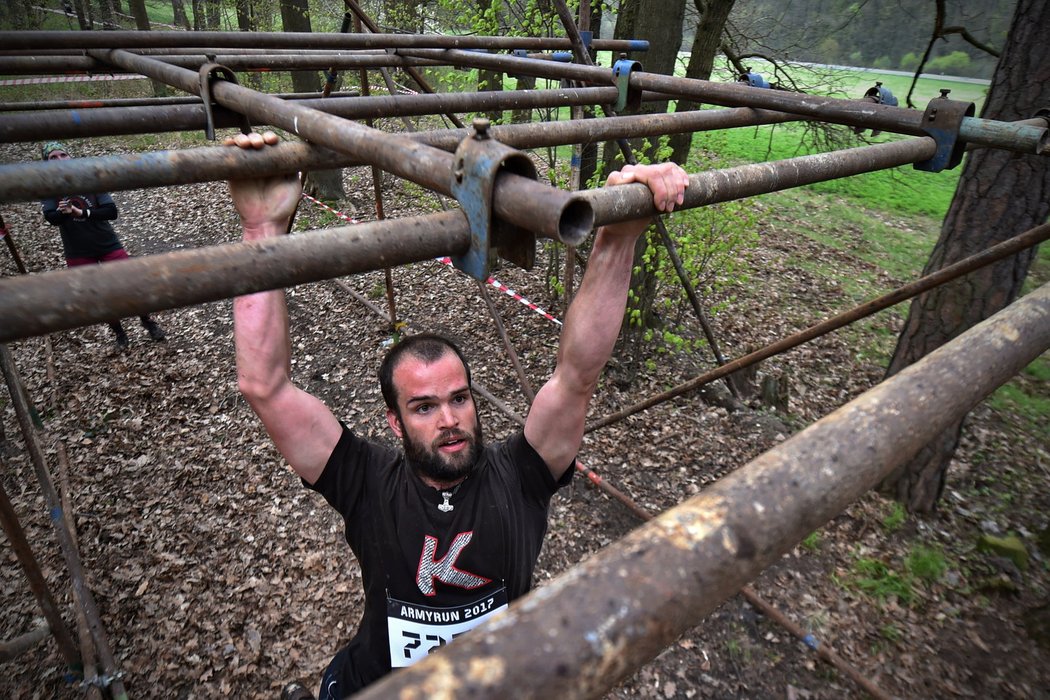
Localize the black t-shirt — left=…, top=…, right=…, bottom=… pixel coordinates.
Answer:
left=307, top=426, right=572, bottom=690
left=40, top=192, right=123, bottom=259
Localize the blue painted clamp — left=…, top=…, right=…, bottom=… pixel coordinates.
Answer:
left=914, top=94, right=975, bottom=172
left=450, top=119, right=538, bottom=280
left=612, top=58, right=642, bottom=112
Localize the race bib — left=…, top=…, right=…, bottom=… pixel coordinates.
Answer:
left=387, top=587, right=509, bottom=667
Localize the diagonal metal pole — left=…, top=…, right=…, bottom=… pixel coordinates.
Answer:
left=553, top=0, right=739, bottom=396
left=586, top=221, right=1050, bottom=432
left=0, top=472, right=80, bottom=668
left=1, top=214, right=28, bottom=274
left=0, top=345, right=127, bottom=699
left=343, top=0, right=466, bottom=129
left=353, top=281, right=1050, bottom=700
left=570, top=456, right=891, bottom=699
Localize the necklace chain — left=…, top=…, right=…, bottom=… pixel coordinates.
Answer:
left=436, top=478, right=466, bottom=513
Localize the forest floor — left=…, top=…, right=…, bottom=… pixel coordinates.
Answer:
left=1, top=135, right=1048, bottom=699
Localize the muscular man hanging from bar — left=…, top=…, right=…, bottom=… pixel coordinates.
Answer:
left=226, top=130, right=688, bottom=699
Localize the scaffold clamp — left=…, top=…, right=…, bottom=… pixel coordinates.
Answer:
left=914, top=90, right=974, bottom=172
left=450, top=118, right=538, bottom=281
left=612, top=58, right=642, bottom=112
left=198, top=62, right=252, bottom=141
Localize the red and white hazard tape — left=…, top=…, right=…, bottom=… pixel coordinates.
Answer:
left=370, top=84, right=419, bottom=96
left=437, top=257, right=562, bottom=326
left=299, top=193, right=562, bottom=326
left=0, top=74, right=146, bottom=87
left=301, top=192, right=360, bottom=224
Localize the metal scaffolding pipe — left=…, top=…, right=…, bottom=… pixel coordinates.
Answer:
left=0, top=52, right=444, bottom=74
left=0, top=211, right=470, bottom=343
left=0, top=30, right=648, bottom=53
left=586, top=221, right=1050, bottom=432
left=0, top=345, right=127, bottom=698
left=84, top=48, right=592, bottom=245
left=0, top=476, right=80, bottom=667
left=400, top=48, right=1050, bottom=155
left=354, top=282, right=1050, bottom=700
left=0, top=90, right=360, bottom=112
left=0, top=107, right=798, bottom=203
left=0, top=86, right=661, bottom=143
left=587, top=137, right=938, bottom=226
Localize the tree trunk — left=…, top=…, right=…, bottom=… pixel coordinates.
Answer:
left=608, top=0, right=685, bottom=167
left=127, top=0, right=169, bottom=97
left=234, top=0, right=263, bottom=88
left=95, top=0, right=117, bottom=28
left=191, top=0, right=203, bottom=30
left=235, top=0, right=251, bottom=30
left=609, top=0, right=687, bottom=357
left=73, top=0, right=94, bottom=29
left=510, top=74, right=536, bottom=125
left=474, top=0, right=503, bottom=124
left=171, top=0, right=190, bottom=30
left=879, top=0, right=1050, bottom=513
left=669, top=0, right=737, bottom=164
left=205, top=0, right=221, bottom=29
left=281, top=0, right=344, bottom=200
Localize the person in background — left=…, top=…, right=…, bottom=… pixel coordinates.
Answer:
left=40, top=141, right=167, bottom=350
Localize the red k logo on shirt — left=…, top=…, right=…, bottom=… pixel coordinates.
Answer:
left=416, top=532, right=490, bottom=596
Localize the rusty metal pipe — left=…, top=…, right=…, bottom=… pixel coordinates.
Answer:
left=0, top=476, right=80, bottom=667
left=586, top=221, right=1050, bottom=432
left=0, top=86, right=639, bottom=142
left=0, top=107, right=797, bottom=203
left=0, top=210, right=470, bottom=343
left=85, top=48, right=591, bottom=245
left=0, top=90, right=359, bottom=112
left=400, top=48, right=1050, bottom=155
left=0, top=30, right=648, bottom=53
left=353, top=282, right=1050, bottom=700
left=0, top=53, right=443, bottom=74
left=0, top=345, right=126, bottom=697
left=587, top=137, right=938, bottom=225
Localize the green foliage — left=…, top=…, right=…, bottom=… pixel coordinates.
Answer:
left=882, top=501, right=907, bottom=533
left=987, top=381, right=1050, bottom=442
left=848, top=556, right=915, bottom=605
left=899, top=52, right=921, bottom=72
left=801, top=531, right=822, bottom=552
left=871, top=56, right=893, bottom=70
left=818, top=37, right=842, bottom=63
left=842, top=541, right=953, bottom=606
left=880, top=623, right=902, bottom=643
left=906, top=544, right=948, bottom=583
left=628, top=197, right=759, bottom=356
left=927, top=51, right=972, bottom=75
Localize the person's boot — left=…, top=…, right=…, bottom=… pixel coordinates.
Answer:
left=141, top=317, right=166, bottom=342
left=110, top=321, right=129, bottom=350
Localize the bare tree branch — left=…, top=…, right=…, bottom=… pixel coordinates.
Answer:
left=941, top=25, right=1000, bottom=58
